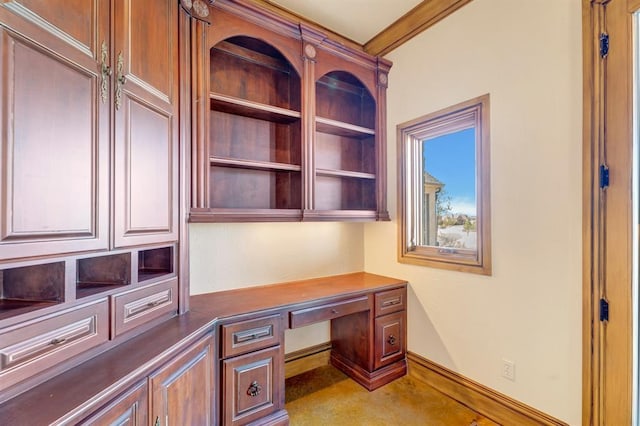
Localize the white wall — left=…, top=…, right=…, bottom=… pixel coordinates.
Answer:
left=364, top=0, right=582, bottom=424
left=189, top=222, right=365, bottom=351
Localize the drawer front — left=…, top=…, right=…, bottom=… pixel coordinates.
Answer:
left=112, top=278, right=178, bottom=338
left=222, top=314, right=282, bottom=359
left=374, top=287, right=406, bottom=317
left=0, top=299, right=109, bottom=390
left=289, top=296, right=370, bottom=329
left=222, top=345, right=283, bottom=426
left=374, top=311, right=405, bottom=370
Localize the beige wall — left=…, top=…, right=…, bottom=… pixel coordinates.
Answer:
left=189, top=222, right=365, bottom=351
left=364, top=0, right=582, bottom=424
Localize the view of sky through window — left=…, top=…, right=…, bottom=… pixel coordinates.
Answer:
left=423, top=127, right=476, bottom=216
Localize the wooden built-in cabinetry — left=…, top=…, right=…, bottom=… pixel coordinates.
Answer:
left=0, top=0, right=400, bottom=424
left=189, top=0, right=391, bottom=222
left=0, top=272, right=407, bottom=426
left=0, top=0, right=184, bottom=401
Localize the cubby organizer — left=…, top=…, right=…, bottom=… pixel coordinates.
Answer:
left=0, top=261, right=65, bottom=320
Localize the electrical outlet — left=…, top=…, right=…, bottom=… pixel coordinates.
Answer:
left=502, top=359, right=515, bottom=381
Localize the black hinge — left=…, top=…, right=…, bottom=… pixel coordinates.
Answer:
left=599, top=164, right=609, bottom=189
left=600, top=33, right=609, bottom=58
left=600, top=298, right=609, bottom=322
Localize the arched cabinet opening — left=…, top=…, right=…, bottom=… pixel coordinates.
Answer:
left=314, top=71, right=377, bottom=213
left=207, top=36, right=303, bottom=220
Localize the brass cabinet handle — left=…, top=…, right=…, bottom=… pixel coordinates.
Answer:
left=387, top=335, right=397, bottom=346
left=100, top=41, right=111, bottom=103
left=115, top=52, right=125, bottom=110
left=247, top=380, right=262, bottom=397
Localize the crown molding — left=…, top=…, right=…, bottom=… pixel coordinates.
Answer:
left=364, top=0, right=473, bottom=56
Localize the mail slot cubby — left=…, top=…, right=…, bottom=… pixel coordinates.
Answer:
left=0, top=261, right=65, bottom=320
left=138, top=246, right=174, bottom=283
left=76, top=253, right=131, bottom=299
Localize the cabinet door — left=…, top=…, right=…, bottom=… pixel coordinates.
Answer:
left=374, top=311, right=405, bottom=370
left=0, top=0, right=110, bottom=260
left=149, top=335, right=214, bottom=426
left=80, top=380, right=148, bottom=426
left=112, top=0, right=179, bottom=248
left=222, top=345, right=284, bottom=426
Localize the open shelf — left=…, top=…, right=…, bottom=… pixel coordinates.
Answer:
left=0, top=261, right=65, bottom=320
left=138, top=246, right=174, bottom=283
left=315, top=117, right=375, bottom=138
left=314, top=174, right=376, bottom=211
left=76, top=253, right=131, bottom=299
left=210, top=93, right=300, bottom=123
left=210, top=166, right=301, bottom=210
left=210, top=156, right=301, bottom=173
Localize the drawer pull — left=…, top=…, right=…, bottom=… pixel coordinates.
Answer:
left=146, top=300, right=163, bottom=308
left=49, top=338, right=67, bottom=346
left=247, top=381, right=262, bottom=397
left=331, top=309, right=338, bottom=314
left=234, top=326, right=272, bottom=344
left=387, top=335, right=397, bottom=345
left=382, top=298, right=401, bottom=307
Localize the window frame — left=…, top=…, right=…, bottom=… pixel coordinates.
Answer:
left=397, top=94, right=491, bottom=275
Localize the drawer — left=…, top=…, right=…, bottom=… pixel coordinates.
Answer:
left=289, top=296, right=369, bottom=329
left=222, top=345, right=283, bottom=426
left=112, top=278, right=178, bottom=338
left=0, top=299, right=109, bottom=391
left=374, top=287, right=406, bottom=317
left=374, top=311, right=405, bottom=370
left=221, top=314, right=283, bottom=359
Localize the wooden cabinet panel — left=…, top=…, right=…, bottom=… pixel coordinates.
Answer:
left=289, top=296, right=369, bottom=328
left=222, top=345, right=283, bottom=426
left=0, top=299, right=109, bottom=391
left=374, top=311, right=405, bottom=370
left=221, top=314, right=282, bottom=359
left=0, top=3, right=109, bottom=260
left=0, top=0, right=101, bottom=55
left=80, top=380, right=148, bottom=426
left=113, top=0, right=178, bottom=247
left=111, top=278, right=178, bottom=339
left=149, top=335, right=214, bottom=426
left=374, top=287, right=406, bottom=317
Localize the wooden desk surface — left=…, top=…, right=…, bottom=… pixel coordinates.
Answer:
left=190, top=272, right=407, bottom=319
left=0, top=272, right=405, bottom=424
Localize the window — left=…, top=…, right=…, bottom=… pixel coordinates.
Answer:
left=398, top=94, right=491, bottom=275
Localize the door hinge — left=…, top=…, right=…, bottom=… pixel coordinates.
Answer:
left=600, top=298, right=609, bottom=322
left=599, top=164, right=609, bottom=189
left=600, top=32, right=609, bottom=58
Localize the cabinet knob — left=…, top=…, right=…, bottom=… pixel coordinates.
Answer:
left=247, top=380, right=262, bottom=397
left=387, top=335, right=397, bottom=346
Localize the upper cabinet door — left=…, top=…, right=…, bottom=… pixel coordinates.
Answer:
left=0, top=0, right=110, bottom=261
left=112, top=0, right=179, bottom=248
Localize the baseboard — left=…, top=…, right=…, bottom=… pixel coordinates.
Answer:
left=284, top=342, right=332, bottom=379
left=407, top=352, right=569, bottom=426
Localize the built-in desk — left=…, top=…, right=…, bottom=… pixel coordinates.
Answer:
left=0, top=272, right=406, bottom=425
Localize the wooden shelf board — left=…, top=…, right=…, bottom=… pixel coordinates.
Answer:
left=210, top=93, right=301, bottom=123
left=189, top=208, right=302, bottom=223
left=316, top=168, right=376, bottom=180
left=0, top=299, right=58, bottom=321
left=211, top=156, right=301, bottom=173
left=302, top=210, right=378, bottom=222
left=315, top=116, right=375, bottom=138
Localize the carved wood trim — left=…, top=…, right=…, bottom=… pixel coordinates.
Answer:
left=364, top=0, right=474, bottom=56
